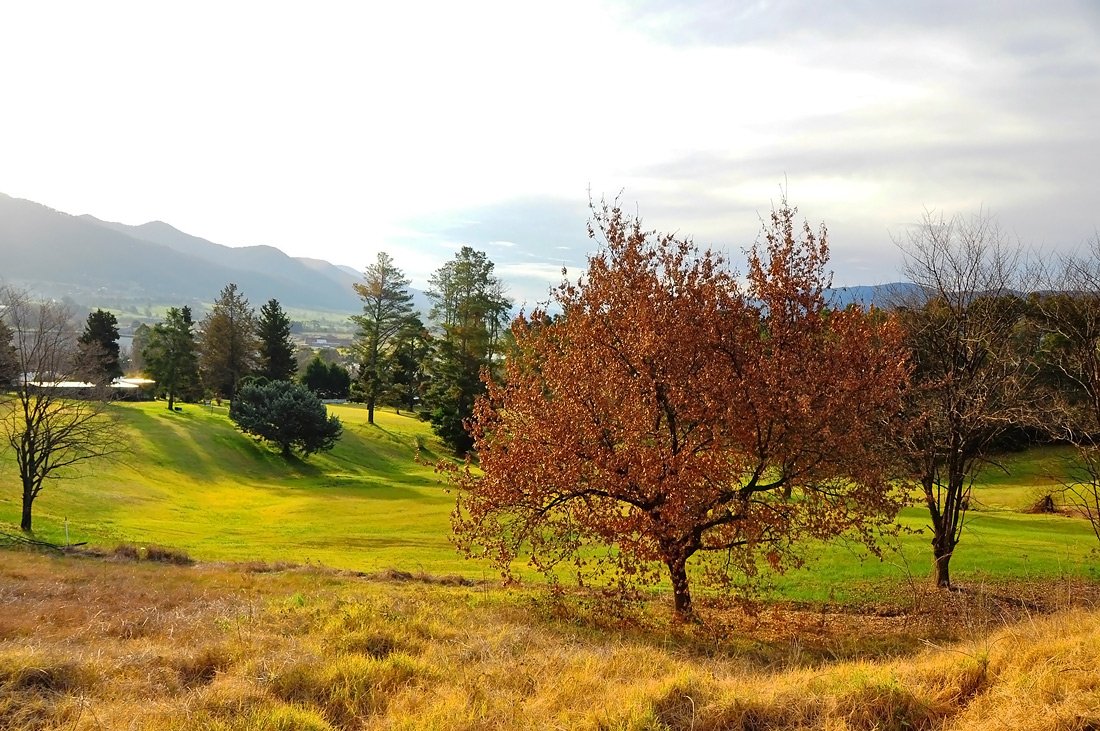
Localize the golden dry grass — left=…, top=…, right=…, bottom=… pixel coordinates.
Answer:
left=2, top=548, right=1100, bottom=730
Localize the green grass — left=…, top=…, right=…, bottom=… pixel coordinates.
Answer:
left=1, top=403, right=1097, bottom=601
left=0, top=402, right=465, bottom=575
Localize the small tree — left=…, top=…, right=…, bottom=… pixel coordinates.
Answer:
left=143, top=307, right=202, bottom=410
left=351, top=252, right=416, bottom=424
left=0, top=288, right=124, bottom=532
left=256, top=298, right=297, bottom=382
left=229, top=379, right=342, bottom=458
left=449, top=200, right=908, bottom=618
left=77, top=309, right=123, bottom=384
left=891, top=209, right=1036, bottom=588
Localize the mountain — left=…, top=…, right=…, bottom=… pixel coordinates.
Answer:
left=0, top=193, right=363, bottom=313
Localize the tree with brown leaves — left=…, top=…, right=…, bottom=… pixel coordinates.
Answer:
left=448, top=200, right=909, bottom=618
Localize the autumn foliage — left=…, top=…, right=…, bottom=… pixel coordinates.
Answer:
left=450, top=200, right=910, bottom=617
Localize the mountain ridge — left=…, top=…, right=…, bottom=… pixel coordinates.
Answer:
left=0, top=192, right=365, bottom=313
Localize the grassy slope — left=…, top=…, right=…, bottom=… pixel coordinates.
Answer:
left=1, top=402, right=1098, bottom=600
left=0, top=402, right=463, bottom=575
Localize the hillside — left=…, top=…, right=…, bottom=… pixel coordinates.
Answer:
left=0, top=193, right=364, bottom=313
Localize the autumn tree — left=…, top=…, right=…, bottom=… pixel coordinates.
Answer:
left=143, top=307, right=202, bottom=410
left=425, top=246, right=512, bottom=453
left=890, top=209, right=1037, bottom=588
left=449, top=200, right=908, bottom=618
left=256, top=298, right=297, bottom=382
left=200, top=283, right=257, bottom=399
left=77, top=308, right=122, bottom=384
left=0, top=288, right=123, bottom=532
left=351, top=252, right=416, bottom=424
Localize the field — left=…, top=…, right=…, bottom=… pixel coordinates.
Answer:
left=3, top=401, right=1100, bottom=729
left=1, top=401, right=1097, bottom=600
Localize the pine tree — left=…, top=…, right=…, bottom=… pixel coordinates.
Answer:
left=351, top=252, right=416, bottom=424
left=143, top=307, right=202, bottom=410
left=256, top=298, right=297, bottom=382
left=200, top=283, right=257, bottom=399
left=78, top=309, right=122, bottom=383
left=424, top=247, right=512, bottom=454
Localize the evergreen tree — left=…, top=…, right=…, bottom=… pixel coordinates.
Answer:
left=230, top=379, right=342, bottom=458
left=0, top=317, right=16, bottom=386
left=78, top=309, right=122, bottom=383
left=300, top=354, right=351, bottom=398
left=200, top=283, right=257, bottom=399
left=256, top=298, right=297, bottom=382
left=382, top=316, right=432, bottom=414
left=424, top=246, right=512, bottom=454
left=351, top=252, right=416, bottom=424
left=143, top=307, right=202, bottom=410
left=130, top=323, right=151, bottom=374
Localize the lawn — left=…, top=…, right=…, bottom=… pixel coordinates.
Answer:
left=1, top=401, right=1097, bottom=601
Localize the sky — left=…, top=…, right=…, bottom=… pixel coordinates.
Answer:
left=2, top=0, right=1098, bottom=307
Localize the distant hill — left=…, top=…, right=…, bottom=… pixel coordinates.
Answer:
left=0, top=192, right=365, bottom=313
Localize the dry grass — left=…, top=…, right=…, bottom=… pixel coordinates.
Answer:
left=2, top=548, right=1100, bottom=730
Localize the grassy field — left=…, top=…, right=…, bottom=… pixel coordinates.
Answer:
left=2, top=551, right=1100, bottom=730
left=1, top=401, right=1098, bottom=602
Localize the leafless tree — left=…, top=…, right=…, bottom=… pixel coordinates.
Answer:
left=1032, top=233, right=1100, bottom=544
left=890, top=209, right=1038, bottom=587
left=0, top=287, right=124, bottom=532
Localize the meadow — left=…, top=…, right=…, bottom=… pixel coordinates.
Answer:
left=1, top=401, right=1097, bottom=601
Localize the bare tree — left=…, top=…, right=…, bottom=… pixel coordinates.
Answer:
left=0, top=288, right=124, bottom=532
left=1033, top=233, right=1100, bottom=543
left=891, top=209, right=1037, bottom=588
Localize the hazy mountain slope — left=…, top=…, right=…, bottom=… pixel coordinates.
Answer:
left=0, top=193, right=359, bottom=312
left=83, top=216, right=361, bottom=311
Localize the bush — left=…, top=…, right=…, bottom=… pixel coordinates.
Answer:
left=229, top=380, right=343, bottom=458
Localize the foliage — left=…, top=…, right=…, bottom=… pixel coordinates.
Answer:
left=199, top=283, right=257, bottom=399
left=351, top=252, right=417, bottom=424
left=300, top=355, right=351, bottom=399
left=142, top=307, right=202, bottom=410
left=229, top=379, right=342, bottom=457
left=424, top=246, right=512, bottom=454
left=890, top=209, right=1036, bottom=588
left=449, top=200, right=909, bottom=617
left=128, top=322, right=151, bottom=375
left=382, top=316, right=432, bottom=415
left=256, top=298, right=297, bottom=382
left=0, top=287, right=124, bottom=532
left=77, top=308, right=122, bottom=383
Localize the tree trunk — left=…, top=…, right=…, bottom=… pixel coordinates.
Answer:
left=665, top=554, right=694, bottom=619
left=933, top=546, right=952, bottom=588
left=367, top=395, right=375, bottom=425
left=281, top=443, right=292, bottom=459
left=20, top=494, right=33, bottom=533
left=167, top=393, right=175, bottom=411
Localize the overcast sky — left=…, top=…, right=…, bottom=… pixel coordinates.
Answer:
left=2, top=0, right=1098, bottom=306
